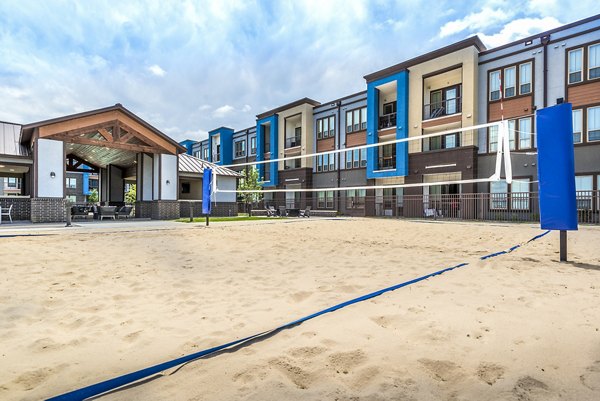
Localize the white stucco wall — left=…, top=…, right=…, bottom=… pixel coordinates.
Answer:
left=142, top=154, right=153, bottom=201
left=153, top=155, right=160, bottom=200
left=215, top=176, right=237, bottom=203
left=160, top=154, right=178, bottom=200
left=37, top=138, right=64, bottom=197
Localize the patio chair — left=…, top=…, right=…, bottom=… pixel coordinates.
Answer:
left=71, top=205, right=91, bottom=220
left=265, top=206, right=276, bottom=217
left=115, top=205, right=133, bottom=219
left=0, top=204, right=13, bottom=224
left=278, top=206, right=287, bottom=217
left=97, top=206, right=117, bottom=220
left=424, top=208, right=442, bottom=219
left=299, top=205, right=311, bottom=218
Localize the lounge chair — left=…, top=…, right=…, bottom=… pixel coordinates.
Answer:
left=115, top=205, right=133, bottom=219
left=424, top=208, right=442, bottom=219
left=71, top=205, right=91, bottom=220
left=299, top=205, right=311, bottom=218
left=97, top=206, right=117, bottom=220
left=265, top=206, right=276, bottom=217
left=0, top=204, right=13, bottom=224
left=278, top=206, right=287, bottom=217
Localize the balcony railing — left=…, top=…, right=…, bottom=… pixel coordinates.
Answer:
left=378, top=113, right=396, bottom=130
left=423, top=97, right=462, bottom=120
left=378, top=157, right=396, bottom=170
left=285, top=135, right=302, bottom=148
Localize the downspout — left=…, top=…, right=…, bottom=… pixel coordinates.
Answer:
left=336, top=101, right=342, bottom=212
left=541, top=34, right=551, bottom=108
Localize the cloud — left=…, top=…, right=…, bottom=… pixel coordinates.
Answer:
left=241, top=104, right=251, bottom=112
left=213, top=104, right=235, bottom=118
left=439, top=7, right=512, bottom=38
left=147, top=64, right=166, bottom=77
left=477, top=16, right=563, bottom=47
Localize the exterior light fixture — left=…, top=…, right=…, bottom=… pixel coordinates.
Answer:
left=166, top=180, right=171, bottom=185
left=50, top=172, right=56, bottom=178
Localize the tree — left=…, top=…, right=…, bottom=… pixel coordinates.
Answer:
left=125, top=184, right=136, bottom=204
left=87, top=188, right=99, bottom=203
left=238, top=167, right=262, bottom=215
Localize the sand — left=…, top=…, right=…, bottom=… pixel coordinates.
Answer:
left=1, top=218, right=600, bottom=401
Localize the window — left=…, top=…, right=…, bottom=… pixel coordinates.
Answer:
left=573, top=109, right=583, bottom=143
left=346, top=107, right=367, bottom=133
left=7, top=177, right=17, bottom=188
left=346, top=189, right=366, bottom=209
left=66, top=177, right=77, bottom=189
left=575, top=175, right=593, bottom=210
left=353, top=149, right=359, bottom=168
left=489, top=125, right=499, bottom=153
left=346, top=150, right=352, bottom=169
left=322, top=154, right=329, bottom=172
left=329, top=153, right=335, bottom=171
left=203, top=148, right=209, bottom=160
left=518, top=117, right=532, bottom=149
left=317, top=116, right=335, bottom=139
left=519, top=62, right=532, bottom=94
left=588, top=106, right=600, bottom=141
left=489, top=71, right=501, bottom=100
left=181, top=182, right=190, bottom=194
left=89, top=178, right=99, bottom=189
left=66, top=195, right=77, bottom=203
left=317, top=155, right=322, bottom=172
left=511, top=179, right=530, bottom=210
left=426, top=133, right=459, bottom=151
left=250, top=137, right=257, bottom=154
left=193, top=150, right=200, bottom=158
left=504, top=66, right=516, bottom=98
left=588, top=44, right=600, bottom=79
left=235, top=140, right=246, bottom=158
left=383, top=102, right=396, bottom=115
left=508, top=120, right=516, bottom=150
left=284, top=157, right=301, bottom=170
left=568, top=48, right=583, bottom=84
left=360, top=149, right=367, bottom=167
left=317, top=191, right=334, bottom=209
left=490, top=181, right=508, bottom=209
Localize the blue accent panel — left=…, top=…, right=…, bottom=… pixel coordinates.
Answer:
left=536, top=103, right=578, bottom=231
left=256, top=115, right=278, bottom=186
left=202, top=169, right=212, bottom=215
left=178, top=140, right=195, bottom=155
left=208, top=128, right=234, bottom=165
left=82, top=173, right=90, bottom=195
left=366, top=70, right=409, bottom=179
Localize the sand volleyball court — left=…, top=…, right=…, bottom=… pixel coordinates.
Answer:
left=1, top=218, right=600, bottom=400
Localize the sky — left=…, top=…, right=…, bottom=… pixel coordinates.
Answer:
left=0, top=0, right=599, bottom=142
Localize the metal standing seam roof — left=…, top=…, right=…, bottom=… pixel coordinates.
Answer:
left=0, top=121, right=29, bottom=157
left=178, top=153, right=241, bottom=177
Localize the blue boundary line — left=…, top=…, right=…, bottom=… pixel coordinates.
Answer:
left=46, top=230, right=551, bottom=401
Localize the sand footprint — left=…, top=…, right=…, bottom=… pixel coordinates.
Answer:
left=418, top=358, right=465, bottom=384
left=512, top=375, right=550, bottom=400
left=268, top=357, right=313, bottom=389
left=328, top=349, right=368, bottom=374
left=580, top=360, right=600, bottom=391
left=476, top=362, right=505, bottom=385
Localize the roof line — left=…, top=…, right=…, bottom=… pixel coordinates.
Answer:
left=256, top=97, right=321, bottom=120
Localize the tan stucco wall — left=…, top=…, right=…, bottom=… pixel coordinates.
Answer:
left=276, top=103, right=315, bottom=169
left=407, top=46, right=479, bottom=153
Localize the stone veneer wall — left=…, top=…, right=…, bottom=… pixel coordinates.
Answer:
left=30, top=197, right=66, bottom=223
left=0, top=197, right=31, bottom=221
left=152, top=200, right=180, bottom=220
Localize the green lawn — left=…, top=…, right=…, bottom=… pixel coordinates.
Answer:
left=176, top=216, right=275, bottom=223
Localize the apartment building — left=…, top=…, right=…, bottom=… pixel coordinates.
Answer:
left=181, top=14, right=600, bottom=219
left=478, top=14, right=600, bottom=215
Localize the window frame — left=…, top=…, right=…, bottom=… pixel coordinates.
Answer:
left=572, top=109, right=583, bottom=144
left=503, top=66, right=516, bottom=98
left=519, top=62, right=532, bottom=95
left=589, top=43, right=600, bottom=80
left=587, top=106, right=600, bottom=142
left=250, top=136, right=257, bottom=155
left=345, top=106, right=367, bottom=134
left=234, top=139, right=246, bottom=158
left=317, top=115, right=336, bottom=140
left=568, top=47, right=583, bottom=84
left=488, top=59, right=535, bottom=103
left=489, top=177, right=532, bottom=211
left=66, top=177, right=77, bottom=189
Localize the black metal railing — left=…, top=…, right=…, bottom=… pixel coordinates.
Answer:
left=378, top=113, right=396, bottom=130
left=285, top=135, right=302, bottom=148
left=377, top=157, right=396, bottom=170
left=423, top=97, right=462, bottom=120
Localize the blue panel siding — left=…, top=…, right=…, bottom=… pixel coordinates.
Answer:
left=366, top=70, right=409, bottom=179
left=208, top=127, right=234, bottom=165
left=179, top=140, right=195, bottom=155
left=83, top=173, right=90, bottom=195
left=256, top=115, right=278, bottom=186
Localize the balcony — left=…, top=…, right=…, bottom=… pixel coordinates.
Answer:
left=378, top=113, right=396, bottom=130
left=285, top=135, right=302, bottom=148
left=378, top=157, right=396, bottom=170
left=213, top=154, right=220, bottom=162
left=423, top=97, right=462, bottom=120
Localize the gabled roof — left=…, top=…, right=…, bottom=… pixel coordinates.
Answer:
left=178, top=153, right=241, bottom=177
left=20, top=104, right=186, bottom=153
left=256, top=97, right=321, bottom=120
left=364, top=36, right=486, bottom=83
left=0, top=121, right=29, bottom=158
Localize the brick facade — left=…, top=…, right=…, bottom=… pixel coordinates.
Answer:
left=31, top=197, right=66, bottom=223
left=0, top=197, right=31, bottom=221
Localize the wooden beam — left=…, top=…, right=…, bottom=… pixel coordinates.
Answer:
left=45, top=120, right=120, bottom=139
left=97, top=128, right=113, bottom=142
left=119, top=132, right=134, bottom=143
left=55, top=134, right=162, bottom=154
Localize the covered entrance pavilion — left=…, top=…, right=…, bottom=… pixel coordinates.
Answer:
left=19, top=104, right=185, bottom=222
